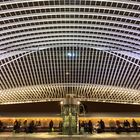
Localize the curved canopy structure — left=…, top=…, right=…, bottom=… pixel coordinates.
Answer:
left=0, top=0, right=140, bottom=105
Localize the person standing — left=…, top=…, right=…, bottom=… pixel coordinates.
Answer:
left=59, top=121, right=63, bottom=132
left=28, top=120, right=35, bottom=133
left=0, top=120, right=3, bottom=132
left=100, top=120, right=105, bottom=132
left=88, top=120, right=93, bottom=134
left=49, top=120, right=54, bottom=132
left=132, top=119, right=138, bottom=132
left=23, top=120, right=28, bottom=133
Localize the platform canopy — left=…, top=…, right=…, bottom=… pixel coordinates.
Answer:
left=0, top=0, right=140, bottom=105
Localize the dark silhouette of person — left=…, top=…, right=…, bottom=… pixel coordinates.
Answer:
left=88, top=120, right=93, bottom=134
left=80, top=121, right=85, bottom=134
left=126, top=120, right=130, bottom=128
left=116, top=120, right=122, bottom=134
left=123, top=120, right=126, bottom=128
left=13, top=120, right=20, bottom=133
left=49, top=120, right=54, bottom=132
left=100, top=120, right=105, bottom=132
left=96, top=121, right=102, bottom=133
left=123, top=120, right=130, bottom=132
left=59, top=121, right=63, bottom=132
left=0, top=120, right=3, bottom=132
left=84, top=122, right=88, bottom=132
left=23, top=120, right=28, bottom=133
left=38, top=121, right=41, bottom=126
left=81, top=121, right=85, bottom=128
left=28, top=120, right=35, bottom=133
left=132, top=119, right=138, bottom=132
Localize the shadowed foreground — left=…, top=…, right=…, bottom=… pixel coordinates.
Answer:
left=0, top=132, right=140, bottom=140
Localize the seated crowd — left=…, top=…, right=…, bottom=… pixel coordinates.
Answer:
left=79, top=119, right=140, bottom=134
left=0, top=119, right=139, bottom=134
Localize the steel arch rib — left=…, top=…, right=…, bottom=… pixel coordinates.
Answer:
left=1, top=37, right=139, bottom=50
left=1, top=41, right=140, bottom=62
left=1, top=5, right=139, bottom=14
left=1, top=28, right=139, bottom=42
left=1, top=44, right=139, bottom=67
left=1, top=18, right=139, bottom=29
left=1, top=23, right=139, bottom=35
left=0, top=83, right=140, bottom=105
left=1, top=32, right=140, bottom=45
left=1, top=12, right=140, bottom=22
left=0, top=0, right=139, bottom=5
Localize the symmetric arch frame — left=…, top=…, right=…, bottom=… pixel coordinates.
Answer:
left=0, top=0, right=140, bottom=105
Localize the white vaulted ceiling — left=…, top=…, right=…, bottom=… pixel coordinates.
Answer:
left=0, top=0, right=140, bottom=105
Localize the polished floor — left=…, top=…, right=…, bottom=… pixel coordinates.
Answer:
left=0, top=132, right=140, bottom=140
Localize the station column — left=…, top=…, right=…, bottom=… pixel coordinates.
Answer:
left=61, top=94, right=80, bottom=135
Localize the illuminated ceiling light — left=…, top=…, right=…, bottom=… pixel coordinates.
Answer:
left=60, top=101, right=63, bottom=105
left=66, top=72, right=70, bottom=75
left=77, top=101, right=80, bottom=105
left=133, top=102, right=139, bottom=105
left=67, top=52, right=77, bottom=57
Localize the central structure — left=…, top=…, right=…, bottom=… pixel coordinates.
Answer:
left=61, top=94, right=79, bottom=135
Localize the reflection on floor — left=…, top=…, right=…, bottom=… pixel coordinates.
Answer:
left=0, top=132, right=140, bottom=140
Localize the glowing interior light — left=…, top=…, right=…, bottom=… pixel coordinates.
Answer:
left=67, top=52, right=75, bottom=57
left=66, top=72, right=70, bottom=75
left=77, top=101, right=80, bottom=105
left=60, top=101, right=63, bottom=105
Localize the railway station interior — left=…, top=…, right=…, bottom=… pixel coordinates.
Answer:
left=0, top=0, right=140, bottom=139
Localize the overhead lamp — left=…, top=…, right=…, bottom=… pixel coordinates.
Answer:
left=66, top=72, right=69, bottom=75
left=60, top=101, right=63, bottom=105
left=77, top=101, right=80, bottom=105
left=67, top=52, right=74, bottom=57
